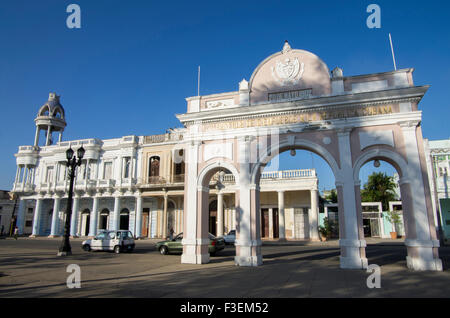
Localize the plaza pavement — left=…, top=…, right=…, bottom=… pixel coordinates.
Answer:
left=0, top=237, right=449, bottom=298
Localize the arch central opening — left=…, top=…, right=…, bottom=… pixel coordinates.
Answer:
left=254, top=144, right=339, bottom=245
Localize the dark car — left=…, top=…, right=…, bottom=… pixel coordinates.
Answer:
left=156, top=232, right=225, bottom=255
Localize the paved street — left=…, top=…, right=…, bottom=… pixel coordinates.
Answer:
left=0, top=237, right=449, bottom=298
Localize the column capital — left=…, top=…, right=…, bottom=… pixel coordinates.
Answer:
left=337, top=127, right=353, bottom=137
left=399, top=120, right=420, bottom=129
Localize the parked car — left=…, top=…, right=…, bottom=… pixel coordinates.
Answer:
left=156, top=232, right=225, bottom=255
left=82, top=230, right=135, bottom=253
left=223, top=230, right=236, bottom=245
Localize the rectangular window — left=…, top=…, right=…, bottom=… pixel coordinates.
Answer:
left=103, top=162, right=112, bottom=180
left=86, top=162, right=92, bottom=180
left=58, top=164, right=66, bottom=181
left=25, top=220, right=32, bottom=227
left=46, top=166, right=54, bottom=183
left=28, top=208, right=33, bottom=214
left=123, top=157, right=131, bottom=179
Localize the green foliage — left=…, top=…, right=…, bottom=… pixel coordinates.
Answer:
left=319, top=217, right=334, bottom=238
left=325, top=189, right=338, bottom=203
left=385, top=210, right=401, bottom=226
left=360, top=172, right=397, bottom=211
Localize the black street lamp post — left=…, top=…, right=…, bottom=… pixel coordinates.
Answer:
left=58, top=146, right=85, bottom=256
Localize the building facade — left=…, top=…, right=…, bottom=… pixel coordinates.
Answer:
left=11, top=94, right=321, bottom=241
left=424, top=138, right=450, bottom=243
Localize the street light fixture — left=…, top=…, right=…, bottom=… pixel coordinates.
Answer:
left=57, top=145, right=84, bottom=256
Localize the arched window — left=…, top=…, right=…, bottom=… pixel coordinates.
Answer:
left=174, top=149, right=185, bottom=176
left=120, top=208, right=130, bottom=230
left=39, top=106, right=50, bottom=117
left=148, top=156, right=160, bottom=183
left=99, top=209, right=110, bottom=230
left=81, top=209, right=90, bottom=236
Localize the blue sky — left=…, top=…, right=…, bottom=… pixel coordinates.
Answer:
left=0, top=0, right=448, bottom=191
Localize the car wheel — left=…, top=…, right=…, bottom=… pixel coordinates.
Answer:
left=82, top=244, right=91, bottom=252
left=159, top=246, right=169, bottom=255
left=114, top=245, right=121, bottom=254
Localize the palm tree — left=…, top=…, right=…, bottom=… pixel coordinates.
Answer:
left=360, top=172, right=397, bottom=211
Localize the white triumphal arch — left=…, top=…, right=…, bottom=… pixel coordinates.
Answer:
left=176, top=41, right=443, bottom=271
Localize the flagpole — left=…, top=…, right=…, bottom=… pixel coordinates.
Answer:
left=389, top=33, right=397, bottom=71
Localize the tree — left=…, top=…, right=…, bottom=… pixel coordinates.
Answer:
left=360, top=172, right=397, bottom=211
left=325, top=189, right=338, bottom=203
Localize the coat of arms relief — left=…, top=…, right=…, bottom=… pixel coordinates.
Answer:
left=271, top=41, right=304, bottom=86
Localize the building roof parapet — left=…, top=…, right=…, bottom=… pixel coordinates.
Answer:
left=143, top=132, right=183, bottom=145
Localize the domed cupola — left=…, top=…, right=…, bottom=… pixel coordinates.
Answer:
left=34, top=93, right=67, bottom=146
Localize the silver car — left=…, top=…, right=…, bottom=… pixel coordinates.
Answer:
left=223, top=230, right=236, bottom=245
left=82, top=230, right=135, bottom=253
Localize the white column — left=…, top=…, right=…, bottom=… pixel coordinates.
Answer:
left=337, top=129, right=368, bottom=269
left=70, top=197, right=80, bottom=237
left=31, top=198, right=43, bottom=237
left=34, top=127, right=40, bottom=146
left=309, top=189, right=319, bottom=240
left=45, top=126, right=51, bottom=146
left=135, top=196, right=143, bottom=238
left=89, top=197, right=99, bottom=237
left=118, top=156, right=123, bottom=185
left=401, top=122, right=442, bottom=271
left=162, top=194, right=168, bottom=238
left=49, top=197, right=61, bottom=237
left=278, top=190, right=286, bottom=240
left=217, top=191, right=224, bottom=237
left=14, top=166, right=20, bottom=183
left=181, top=140, right=202, bottom=264
left=16, top=199, right=26, bottom=234
left=268, top=208, right=274, bottom=238
left=113, top=196, right=121, bottom=231
left=234, top=136, right=262, bottom=267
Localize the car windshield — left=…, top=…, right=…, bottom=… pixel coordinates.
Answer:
left=95, top=232, right=107, bottom=240
left=174, top=233, right=183, bottom=241
left=229, top=230, right=235, bottom=235
left=208, top=233, right=216, bottom=240
left=120, top=231, right=133, bottom=239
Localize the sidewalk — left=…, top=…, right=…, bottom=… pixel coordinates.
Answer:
left=261, top=237, right=405, bottom=246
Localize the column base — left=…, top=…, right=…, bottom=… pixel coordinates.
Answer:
left=405, top=239, right=443, bottom=271
left=235, top=240, right=263, bottom=266
left=406, top=256, right=443, bottom=271
left=29, top=235, right=38, bottom=238
left=181, top=240, right=210, bottom=264
left=234, top=255, right=263, bottom=267
left=339, top=239, right=368, bottom=269
left=181, top=253, right=210, bottom=264
left=340, top=256, right=368, bottom=269
left=48, top=235, right=60, bottom=238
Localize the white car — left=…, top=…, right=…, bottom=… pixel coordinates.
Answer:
left=223, top=230, right=236, bottom=245
left=82, top=230, right=135, bottom=253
